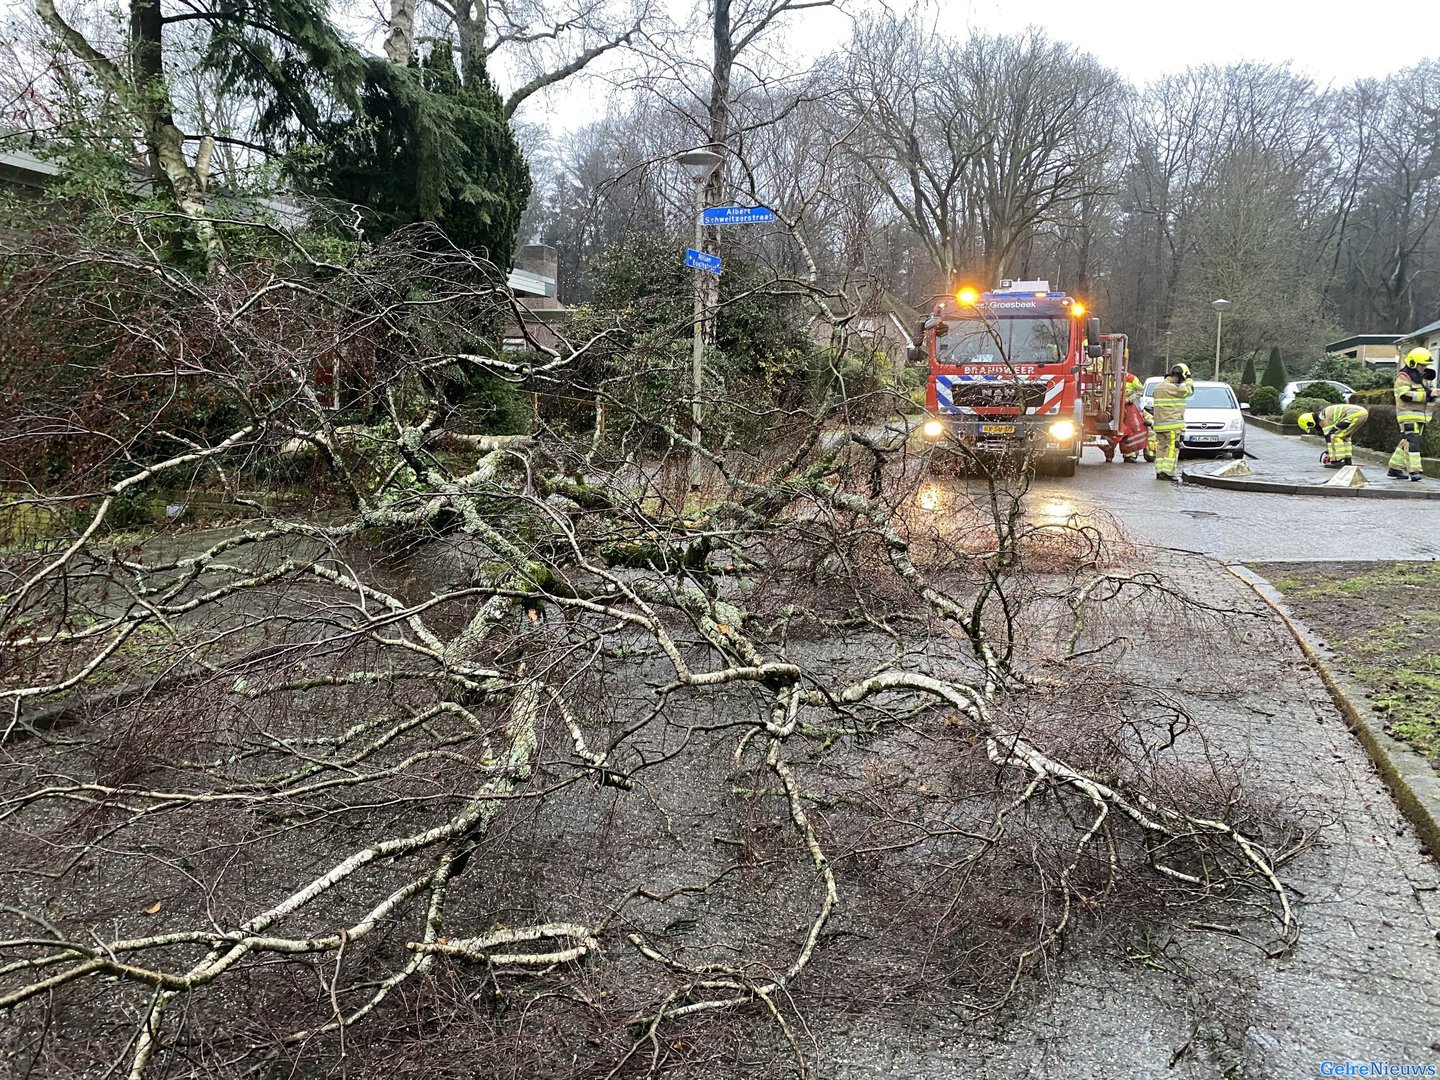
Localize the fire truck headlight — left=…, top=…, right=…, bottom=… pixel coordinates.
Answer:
left=922, top=418, right=945, bottom=439
left=1048, top=419, right=1077, bottom=442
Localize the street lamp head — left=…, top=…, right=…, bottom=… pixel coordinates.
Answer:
left=1212, top=299, right=1232, bottom=312
left=678, top=148, right=724, bottom=182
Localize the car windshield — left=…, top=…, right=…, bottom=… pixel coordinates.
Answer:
left=1190, top=386, right=1238, bottom=409
left=936, top=317, right=1071, bottom=366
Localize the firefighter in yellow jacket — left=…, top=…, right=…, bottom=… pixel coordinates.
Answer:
left=1297, top=403, right=1368, bottom=468
left=1388, top=347, right=1436, bottom=481
left=1151, top=363, right=1194, bottom=482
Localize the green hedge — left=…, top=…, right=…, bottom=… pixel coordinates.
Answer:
left=1349, top=386, right=1396, bottom=405
left=1303, top=381, right=1346, bottom=404
left=1249, top=385, right=1281, bottom=416
left=1349, top=404, right=1440, bottom=457
left=1281, top=397, right=1333, bottom=425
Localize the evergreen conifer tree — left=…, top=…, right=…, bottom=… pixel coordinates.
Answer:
left=316, top=44, right=531, bottom=268
left=1261, top=346, right=1288, bottom=389
left=1241, top=354, right=1258, bottom=385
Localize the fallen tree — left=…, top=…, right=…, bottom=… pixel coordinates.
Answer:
left=0, top=222, right=1310, bottom=1078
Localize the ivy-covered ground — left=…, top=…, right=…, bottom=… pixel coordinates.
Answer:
left=1262, top=561, right=1440, bottom=769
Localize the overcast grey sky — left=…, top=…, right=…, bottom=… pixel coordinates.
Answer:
left=780, top=0, right=1434, bottom=87
left=516, top=0, right=1438, bottom=132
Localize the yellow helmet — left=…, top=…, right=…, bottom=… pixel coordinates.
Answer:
left=1404, top=347, right=1432, bottom=368
left=1297, top=412, right=1317, bottom=434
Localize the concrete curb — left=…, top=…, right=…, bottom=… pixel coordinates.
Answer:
left=1244, top=415, right=1300, bottom=435
left=1228, top=564, right=1440, bottom=857
left=1182, top=467, right=1440, bottom=500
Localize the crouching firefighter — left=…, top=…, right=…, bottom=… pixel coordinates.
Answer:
left=1388, top=348, right=1436, bottom=481
left=1151, top=363, right=1194, bottom=482
left=1297, top=403, right=1369, bottom=468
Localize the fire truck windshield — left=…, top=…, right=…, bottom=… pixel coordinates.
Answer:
left=935, top=316, right=1071, bottom=367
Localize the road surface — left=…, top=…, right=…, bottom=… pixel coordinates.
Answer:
left=1024, top=426, right=1440, bottom=561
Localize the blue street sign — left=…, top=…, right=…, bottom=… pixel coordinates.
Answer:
left=702, top=205, right=778, bottom=226
left=684, top=248, right=722, bottom=275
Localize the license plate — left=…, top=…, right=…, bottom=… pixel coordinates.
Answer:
left=1189, top=435, right=1221, bottom=444
left=980, top=424, right=1016, bottom=435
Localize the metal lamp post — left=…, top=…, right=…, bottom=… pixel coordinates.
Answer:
left=1211, top=299, right=1231, bottom=379
left=1164, top=330, right=1172, bottom=369
left=678, top=149, right=723, bottom=490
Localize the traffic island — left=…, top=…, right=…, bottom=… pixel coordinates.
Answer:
left=1181, top=458, right=1440, bottom=500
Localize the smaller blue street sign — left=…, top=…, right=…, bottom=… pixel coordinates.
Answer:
left=702, top=206, right=778, bottom=226
left=684, top=248, right=722, bottom=275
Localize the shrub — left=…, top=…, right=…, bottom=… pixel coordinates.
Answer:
left=1261, top=347, right=1288, bottom=389
left=1304, top=381, right=1346, bottom=404
left=1241, top=355, right=1258, bottom=385
left=1309, top=355, right=1394, bottom=391
left=458, top=372, right=531, bottom=435
left=1248, top=385, right=1281, bottom=416
left=1281, top=396, right=1331, bottom=426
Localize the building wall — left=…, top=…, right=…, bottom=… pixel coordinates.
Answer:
left=1358, top=342, right=1401, bottom=365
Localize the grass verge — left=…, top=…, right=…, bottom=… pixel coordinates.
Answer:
left=1260, top=561, right=1440, bottom=770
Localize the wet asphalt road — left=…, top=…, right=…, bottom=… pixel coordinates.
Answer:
left=1026, top=426, right=1440, bottom=561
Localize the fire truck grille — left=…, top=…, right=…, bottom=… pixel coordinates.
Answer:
left=939, top=379, right=1052, bottom=411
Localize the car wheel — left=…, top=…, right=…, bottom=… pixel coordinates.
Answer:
left=1231, top=448, right=1246, bottom=459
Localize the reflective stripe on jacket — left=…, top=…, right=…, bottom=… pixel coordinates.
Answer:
left=1394, top=372, right=1432, bottom=425
left=1151, top=378, right=1194, bottom=431
left=1123, top=374, right=1144, bottom=405
left=1319, top=403, right=1368, bottom=433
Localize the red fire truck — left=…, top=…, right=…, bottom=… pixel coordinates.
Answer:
left=910, top=280, right=1119, bottom=477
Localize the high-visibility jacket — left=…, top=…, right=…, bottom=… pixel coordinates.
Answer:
left=1394, top=371, right=1432, bottom=425
left=1123, top=373, right=1144, bottom=405
left=1318, top=402, right=1368, bottom=434
left=1151, top=377, right=1194, bottom=431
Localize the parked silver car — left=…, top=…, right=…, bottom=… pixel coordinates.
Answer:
left=1139, top=378, right=1246, bottom=459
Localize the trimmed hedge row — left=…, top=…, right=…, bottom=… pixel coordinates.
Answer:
left=1349, top=404, right=1440, bottom=457
left=1349, top=387, right=1396, bottom=405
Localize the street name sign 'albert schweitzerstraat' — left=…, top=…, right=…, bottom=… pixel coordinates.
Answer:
left=702, top=206, right=778, bottom=226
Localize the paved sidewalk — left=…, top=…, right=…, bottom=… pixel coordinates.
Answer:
left=831, top=556, right=1440, bottom=1079
left=1185, top=427, right=1440, bottom=499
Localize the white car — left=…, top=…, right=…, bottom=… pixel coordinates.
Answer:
left=1181, top=381, right=1247, bottom=458
left=1141, top=378, right=1246, bottom=459
left=1278, top=380, right=1354, bottom=411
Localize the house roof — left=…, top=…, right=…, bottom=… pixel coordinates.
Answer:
left=1399, top=318, right=1440, bottom=343
left=1325, top=334, right=1401, bottom=352
left=0, top=144, right=62, bottom=187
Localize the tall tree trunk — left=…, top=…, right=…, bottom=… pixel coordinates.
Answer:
left=38, top=0, right=224, bottom=274
left=453, top=2, right=484, bottom=87
left=387, top=0, right=417, bottom=64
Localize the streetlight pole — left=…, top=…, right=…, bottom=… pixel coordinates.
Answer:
left=678, top=149, right=723, bottom=491
left=1164, top=330, right=1172, bottom=369
left=1211, top=299, right=1231, bottom=380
